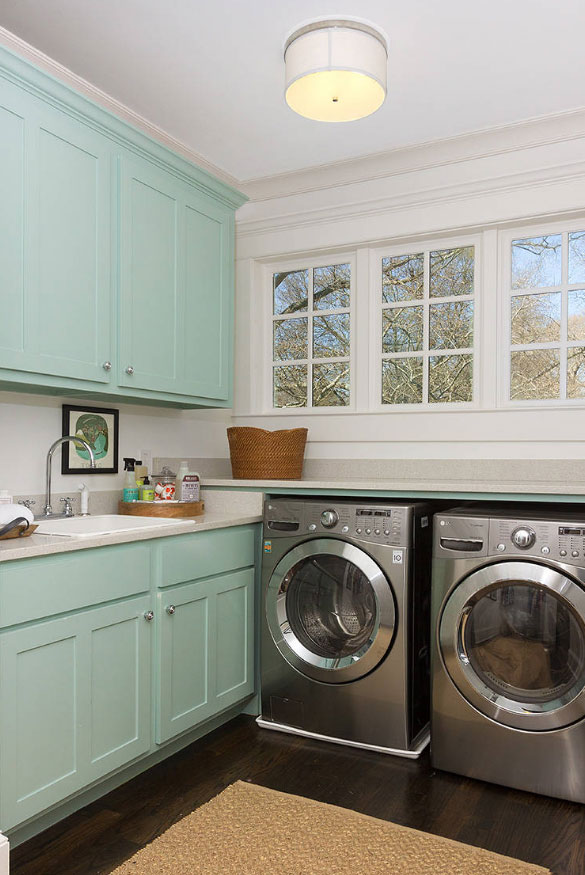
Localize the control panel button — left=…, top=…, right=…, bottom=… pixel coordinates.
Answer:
left=341, top=525, right=349, bottom=533
left=365, top=528, right=372, bottom=535
left=355, top=528, right=362, bottom=534
left=320, top=509, right=339, bottom=528
left=572, top=550, right=580, bottom=558
left=308, top=524, right=317, bottom=531
left=511, top=526, right=536, bottom=549
left=541, top=546, right=550, bottom=555
left=374, top=529, right=381, bottom=535
left=560, top=549, right=568, bottom=557
left=496, top=543, right=506, bottom=552
left=384, top=529, right=390, bottom=536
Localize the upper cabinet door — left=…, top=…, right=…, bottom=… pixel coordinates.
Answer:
left=119, top=156, right=234, bottom=401
left=0, top=79, right=113, bottom=383
left=119, top=156, right=184, bottom=395
left=182, top=192, right=233, bottom=401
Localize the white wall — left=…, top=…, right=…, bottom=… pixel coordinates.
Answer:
left=0, top=391, right=231, bottom=497
left=233, top=108, right=585, bottom=461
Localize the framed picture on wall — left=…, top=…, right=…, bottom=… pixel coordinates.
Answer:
left=61, top=404, right=119, bottom=474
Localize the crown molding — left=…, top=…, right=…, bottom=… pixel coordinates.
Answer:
left=236, top=155, right=585, bottom=243
left=239, top=106, right=585, bottom=204
left=0, top=25, right=240, bottom=192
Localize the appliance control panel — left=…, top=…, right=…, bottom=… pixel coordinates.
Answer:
left=488, top=518, right=585, bottom=563
left=264, top=500, right=416, bottom=547
left=435, top=512, right=585, bottom=565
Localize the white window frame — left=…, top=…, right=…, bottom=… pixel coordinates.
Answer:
left=499, top=219, right=585, bottom=408
left=369, top=234, right=482, bottom=412
left=262, top=252, right=357, bottom=414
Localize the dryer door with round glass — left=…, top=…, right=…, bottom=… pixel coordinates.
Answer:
left=439, top=561, right=585, bottom=730
left=266, top=539, right=396, bottom=684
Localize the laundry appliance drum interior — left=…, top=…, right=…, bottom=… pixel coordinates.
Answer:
left=259, top=498, right=434, bottom=757
left=267, top=538, right=396, bottom=684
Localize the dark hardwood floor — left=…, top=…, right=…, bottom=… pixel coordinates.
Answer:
left=10, top=715, right=585, bottom=874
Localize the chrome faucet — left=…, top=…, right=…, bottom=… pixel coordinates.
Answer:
left=42, top=436, right=96, bottom=517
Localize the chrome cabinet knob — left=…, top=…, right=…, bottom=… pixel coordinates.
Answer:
left=144, top=610, right=154, bottom=622
left=166, top=605, right=176, bottom=615
left=125, top=365, right=135, bottom=376
left=102, top=361, right=112, bottom=371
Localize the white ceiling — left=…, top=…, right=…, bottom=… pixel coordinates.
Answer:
left=2, top=0, right=585, bottom=182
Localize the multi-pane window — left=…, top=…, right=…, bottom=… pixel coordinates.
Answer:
left=509, top=231, right=585, bottom=401
left=381, top=246, right=475, bottom=405
left=272, top=263, right=351, bottom=408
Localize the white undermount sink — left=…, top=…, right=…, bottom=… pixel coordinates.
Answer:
left=35, top=514, right=196, bottom=538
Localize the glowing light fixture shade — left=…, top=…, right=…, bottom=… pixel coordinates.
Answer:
left=284, top=20, right=388, bottom=122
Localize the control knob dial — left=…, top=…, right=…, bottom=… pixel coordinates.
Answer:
left=511, top=526, right=536, bottom=549
left=320, top=509, right=339, bottom=528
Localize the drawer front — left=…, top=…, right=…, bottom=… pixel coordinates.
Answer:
left=0, top=543, right=151, bottom=627
left=158, top=525, right=256, bottom=587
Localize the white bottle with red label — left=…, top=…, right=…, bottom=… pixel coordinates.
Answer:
left=175, top=462, right=200, bottom=502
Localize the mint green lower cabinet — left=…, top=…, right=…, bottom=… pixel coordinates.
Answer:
left=156, top=568, right=254, bottom=744
left=0, top=596, right=152, bottom=831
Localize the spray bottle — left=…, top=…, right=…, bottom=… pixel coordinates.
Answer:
left=123, top=458, right=139, bottom=502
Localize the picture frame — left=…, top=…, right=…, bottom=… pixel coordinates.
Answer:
left=61, top=404, right=119, bottom=475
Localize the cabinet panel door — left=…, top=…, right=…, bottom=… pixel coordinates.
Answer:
left=156, top=582, right=212, bottom=744
left=156, top=567, right=254, bottom=745
left=212, top=568, right=254, bottom=710
left=84, top=598, right=151, bottom=781
left=182, top=194, right=233, bottom=400
left=0, top=78, right=112, bottom=383
left=0, top=617, right=82, bottom=830
left=0, top=82, right=26, bottom=365
left=119, top=156, right=183, bottom=393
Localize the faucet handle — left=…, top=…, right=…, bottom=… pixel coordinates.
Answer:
left=60, top=497, right=75, bottom=516
left=18, top=499, right=36, bottom=510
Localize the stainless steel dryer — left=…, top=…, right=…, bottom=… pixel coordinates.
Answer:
left=431, top=507, right=585, bottom=803
left=258, top=498, right=433, bottom=757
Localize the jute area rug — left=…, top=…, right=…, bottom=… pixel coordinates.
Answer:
left=111, top=780, right=551, bottom=874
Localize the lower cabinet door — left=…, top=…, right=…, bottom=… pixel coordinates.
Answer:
left=0, top=597, right=152, bottom=831
left=156, top=568, right=254, bottom=744
left=83, top=598, right=152, bottom=782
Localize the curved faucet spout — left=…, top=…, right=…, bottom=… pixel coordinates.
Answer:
left=43, top=436, right=96, bottom=517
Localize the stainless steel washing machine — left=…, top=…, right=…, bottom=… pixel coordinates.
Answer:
left=258, top=498, right=433, bottom=757
left=431, top=506, right=585, bottom=803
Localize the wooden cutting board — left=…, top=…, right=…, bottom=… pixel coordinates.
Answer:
left=118, top=500, right=204, bottom=518
left=0, top=523, right=38, bottom=540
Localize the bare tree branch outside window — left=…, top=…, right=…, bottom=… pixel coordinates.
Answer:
left=381, top=246, right=474, bottom=405
left=272, top=263, right=351, bottom=408
left=510, top=230, right=585, bottom=401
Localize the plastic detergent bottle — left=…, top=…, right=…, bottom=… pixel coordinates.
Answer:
left=123, top=458, right=139, bottom=502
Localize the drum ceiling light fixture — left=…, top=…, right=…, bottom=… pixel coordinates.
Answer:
left=284, top=18, right=388, bottom=123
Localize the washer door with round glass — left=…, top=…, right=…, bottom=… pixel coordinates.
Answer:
left=439, top=561, right=585, bottom=730
left=266, top=539, right=396, bottom=684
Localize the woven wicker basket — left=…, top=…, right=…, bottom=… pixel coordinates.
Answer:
left=227, top=427, right=308, bottom=480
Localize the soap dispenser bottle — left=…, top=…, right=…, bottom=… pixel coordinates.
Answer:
left=123, top=458, right=139, bottom=502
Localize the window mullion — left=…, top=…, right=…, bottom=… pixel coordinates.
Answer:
left=307, top=269, right=313, bottom=407
left=423, top=251, right=430, bottom=403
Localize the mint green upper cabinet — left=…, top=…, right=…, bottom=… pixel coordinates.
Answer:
left=183, top=192, right=233, bottom=401
left=0, top=48, right=245, bottom=406
left=119, top=156, right=234, bottom=401
left=0, top=77, right=112, bottom=385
